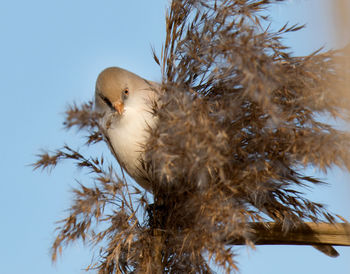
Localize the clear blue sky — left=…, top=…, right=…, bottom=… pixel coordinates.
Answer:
left=1, top=1, right=349, bottom=273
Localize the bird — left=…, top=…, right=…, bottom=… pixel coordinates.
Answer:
left=94, top=66, right=349, bottom=258
left=94, top=67, right=159, bottom=190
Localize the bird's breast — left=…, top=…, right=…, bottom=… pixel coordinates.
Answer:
left=106, top=104, right=155, bottom=188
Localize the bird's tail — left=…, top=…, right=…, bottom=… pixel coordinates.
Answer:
left=227, top=222, right=350, bottom=257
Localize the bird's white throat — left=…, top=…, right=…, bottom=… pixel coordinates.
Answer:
left=104, top=93, right=156, bottom=187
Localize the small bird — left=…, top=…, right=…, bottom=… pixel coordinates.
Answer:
left=94, top=67, right=159, bottom=190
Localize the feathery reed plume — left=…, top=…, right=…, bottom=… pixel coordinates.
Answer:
left=34, top=0, right=350, bottom=273
left=332, top=0, right=350, bottom=44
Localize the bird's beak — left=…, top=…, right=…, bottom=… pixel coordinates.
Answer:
left=113, top=101, right=124, bottom=115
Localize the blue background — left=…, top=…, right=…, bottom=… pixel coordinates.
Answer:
left=1, top=1, right=349, bottom=273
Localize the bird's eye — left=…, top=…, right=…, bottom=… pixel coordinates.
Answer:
left=123, top=89, right=129, bottom=95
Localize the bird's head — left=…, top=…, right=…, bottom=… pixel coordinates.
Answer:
left=95, top=67, right=149, bottom=116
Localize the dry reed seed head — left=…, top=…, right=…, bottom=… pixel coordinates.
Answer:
left=149, top=0, right=349, bottom=269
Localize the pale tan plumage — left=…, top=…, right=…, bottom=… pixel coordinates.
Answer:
left=95, top=67, right=158, bottom=190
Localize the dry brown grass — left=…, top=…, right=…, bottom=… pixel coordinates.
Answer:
left=34, top=1, right=350, bottom=273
